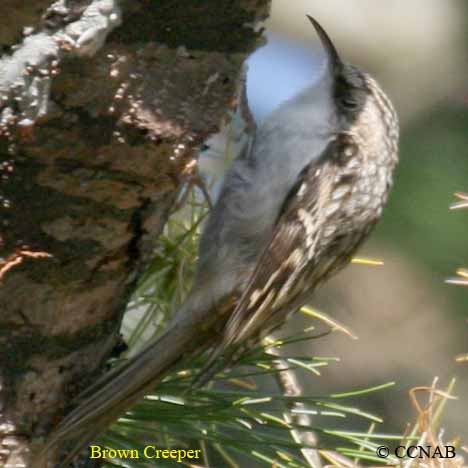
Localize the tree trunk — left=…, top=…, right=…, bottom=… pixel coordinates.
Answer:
left=0, top=0, right=269, bottom=465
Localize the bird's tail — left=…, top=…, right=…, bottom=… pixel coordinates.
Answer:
left=36, top=313, right=209, bottom=468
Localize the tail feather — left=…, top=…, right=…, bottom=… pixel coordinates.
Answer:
left=37, top=318, right=209, bottom=468
left=190, top=345, right=230, bottom=389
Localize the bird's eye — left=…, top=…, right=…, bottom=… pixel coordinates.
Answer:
left=339, top=95, right=359, bottom=110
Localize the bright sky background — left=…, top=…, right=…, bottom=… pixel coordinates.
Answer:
left=246, top=33, right=320, bottom=123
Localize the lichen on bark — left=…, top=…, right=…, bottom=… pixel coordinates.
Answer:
left=0, top=0, right=270, bottom=466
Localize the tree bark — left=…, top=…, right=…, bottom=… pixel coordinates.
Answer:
left=0, top=0, right=270, bottom=465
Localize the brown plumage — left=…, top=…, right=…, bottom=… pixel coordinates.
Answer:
left=38, top=16, right=398, bottom=467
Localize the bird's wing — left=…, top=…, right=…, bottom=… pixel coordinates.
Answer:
left=226, top=150, right=335, bottom=345
left=194, top=141, right=339, bottom=383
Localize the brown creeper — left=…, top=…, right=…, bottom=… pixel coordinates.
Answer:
left=40, top=16, right=398, bottom=467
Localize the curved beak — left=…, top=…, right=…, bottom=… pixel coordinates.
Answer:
left=306, top=15, right=342, bottom=75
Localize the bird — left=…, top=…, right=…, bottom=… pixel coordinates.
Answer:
left=38, top=15, right=399, bottom=467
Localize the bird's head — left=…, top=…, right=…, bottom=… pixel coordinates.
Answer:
left=308, top=15, right=398, bottom=163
